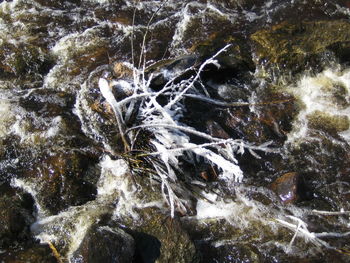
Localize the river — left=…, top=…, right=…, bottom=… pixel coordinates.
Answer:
left=1, top=0, right=350, bottom=262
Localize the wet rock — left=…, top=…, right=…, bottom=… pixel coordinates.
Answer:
left=19, top=89, right=75, bottom=118
left=206, top=120, right=230, bottom=139
left=199, top=243, right=261, bottom=263
left=71, top=224, right=135, bottom=263
left=120, top=208, right=199, bottom=263
left=0, top=183, right=35, bottom=248
left=251, top=20, right=350, bottom=73
left=287, top=134, right=350, bottom=211
left=0, top=42, right=53, bottom=77
left=170, top=3, right=253, bottom=71
left=307, top=111, right=350, bottom=134
left=0, top=243, right=58, bottom=263
left=24, top=152, right=98, bottom=215
left=270, top=172, right=299, bottom=204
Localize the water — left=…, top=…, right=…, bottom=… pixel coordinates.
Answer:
left=1, top=0, right=350, bottom=262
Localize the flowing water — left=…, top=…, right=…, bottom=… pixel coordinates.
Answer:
left=1, top=0, right=350, bottom=262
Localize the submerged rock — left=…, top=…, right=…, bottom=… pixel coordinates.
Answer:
left=307, top=111, right=350, bottom=134
left=0, top=183, right=35, bottom=249
left=251, top=20, right=350, bottom=72
left=71, top=224, right=135, bottom=263
left=199, top=243, right=261, bottom=263
left=24, top=152, right=98, bottom=215
left=118, top=207, right=199, bottom=263
left=0, top=42, right=53, bottom=77
left=0, top=243, right=58, bottom=263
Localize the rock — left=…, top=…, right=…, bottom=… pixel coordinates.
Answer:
left=24, top=152, right=98, bottom=215
left=0, top=42, right=53, bottom=77
left=0, top=183, right=35, bottom=248
left=119, top=208, right=199, bottom=263
left=0, top=243, right=58, bottom=263
left=198, top=243, right=261, bottom=263
left=307, top=111, right=350, bottom=134
left=270, top=172, right=299, bottom=204
left=287, top=132, right=350, bottom=211
left=170, top=2, right=253, bottom=71
left=205, top=120, right=230, bottom=139
left=251, top=20, right=350, bottom=73
left=70, top=224, right=135, bottom=263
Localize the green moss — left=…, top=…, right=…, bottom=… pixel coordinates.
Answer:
left=251, top=20, right=350, bottom=72
left=307, top=110, right=350, bottom=133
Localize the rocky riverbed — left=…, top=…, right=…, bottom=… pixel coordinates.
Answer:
left=1, top=0, right=350, bottom=262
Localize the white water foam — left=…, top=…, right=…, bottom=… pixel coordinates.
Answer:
left=25, top=155, right=141, bottom=261
left=287, top=66, right=350, bottom=144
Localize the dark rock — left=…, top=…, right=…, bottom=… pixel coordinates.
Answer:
left=119, top=208, right=199, bottom=263
left=70, top=224, right=135, bottom=263
left=270, top=172, right=299, bottom=204
left=287, top=134, right=350, bottom=211
left=0, top=41, right=53, bottom=77
left=206, top=120, right=230, bottom=139
left=199, top=243, right=261, bottom=263
left=0, top=183, right=35, bottom=248
left=0, top=243, right=58, bottom=263
left=24, top=152, right=98, bottom=215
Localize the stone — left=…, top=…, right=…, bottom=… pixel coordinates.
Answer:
left=113, top=62, right=133, bottom=79
left=24, top=152, right=98, bottom=215
left=0, top=243, right=58, bottom=263
left=0, top=183, right=35, bottom=248
left=70, top=224, right=135, bottom=263
left=307, top=111, right=350, bottom=134
left=198, top=243, right=261, bottom=263
left=251, top=20, right=350, bottom=73
left=119, top=207, right=199, bottom=263
left=0, top=41, right=53, bottom=79
left=270, top=172, right=299, bottom=204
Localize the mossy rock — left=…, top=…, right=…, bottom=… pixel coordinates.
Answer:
left=307, top=110, right=349, bottom=133
left=251, top=20, right=350, bottom=72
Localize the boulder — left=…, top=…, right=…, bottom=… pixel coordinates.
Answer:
left=0, top=183, right=35, bottom=248
left=119, top=207, right=199, bottom=263
left=24, top=152, right=98, bottom=215
left=251, top=20, right=350, bottom=73
left=70, top=224, right=135, bottom=263
left=0, top=42, right=53, bottom=77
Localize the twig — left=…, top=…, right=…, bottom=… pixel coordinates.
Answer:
left=312, top=210, right=350, bottom=215
left=46, top=241, right=63, bottom=263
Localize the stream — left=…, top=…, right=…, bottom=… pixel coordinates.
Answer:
left=1, top=0, right=350, bottom=262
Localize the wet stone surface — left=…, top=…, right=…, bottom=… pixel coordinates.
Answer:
left=270, top=172, right=299, bottom=204
left=71, top=224, right=135, bottom=263
left=0, top=243, right=58, bottom=263
left=1, top=0, right=350, bottom=262
left=23, top=152, right=98, bottom=215
left=0, top=183, right=35, bottom=249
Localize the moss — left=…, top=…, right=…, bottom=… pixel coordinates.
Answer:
left=307, top=111, right=350, bottom=133
left=251, top=20, right=350, bottom=72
